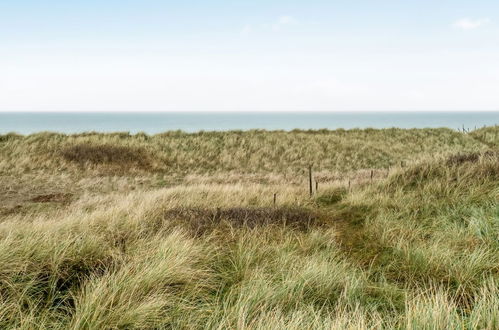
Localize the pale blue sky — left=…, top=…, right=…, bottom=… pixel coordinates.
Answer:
left=1, top=1, right=498, bottom=111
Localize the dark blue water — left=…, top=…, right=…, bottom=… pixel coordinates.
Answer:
left=0, top=112, right=497, bottom=134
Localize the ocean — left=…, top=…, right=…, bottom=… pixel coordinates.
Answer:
left=0, top=112, right=498, bottom=134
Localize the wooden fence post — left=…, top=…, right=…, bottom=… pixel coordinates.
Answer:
left=370, top=170, right=373, bottom=182
left=308, top=165, right=313, bottom=197
left=315, top=180, right=318, bottom=193
left=273, top=193, right=277, bottom=207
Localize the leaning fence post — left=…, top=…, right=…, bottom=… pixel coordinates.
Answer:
left=370, top=170, right=374, bottom=182
left=308, top=165, right=313, bottom=197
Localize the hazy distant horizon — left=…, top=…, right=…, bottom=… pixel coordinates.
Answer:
left=2, top=109, right=499, bottom=113
left=1, top=111, right=497, bottom=135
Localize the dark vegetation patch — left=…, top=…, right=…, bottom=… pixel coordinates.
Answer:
left=329, top=203, right=377, bottom=264
left=0, top=204, right=23, bottom=216
left=0, top=133, right=22, bottom=142
left=31, top=193, right=72, bottom=203
left=161, top=207, right=323, bottom=235
left=332, top=203, right=374, bottom=226
left=315, top=188, right=347, bottom=206
left=446, top=152, right=479, bottom=165
left=60, top=144, right=152, bottom=169
left=445, top=150, right=497, bottom=165
left=32, top=258, right=111, bottom=312
left=0, top=248, right=114, bottom=321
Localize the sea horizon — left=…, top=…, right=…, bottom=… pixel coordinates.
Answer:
left=1, top=111, right=498, bottom=135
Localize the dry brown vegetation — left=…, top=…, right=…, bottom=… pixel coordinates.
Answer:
left=61, top=144, right=153, bottom=170
left=162, top=206, right=323, bottom=235
left=30, top=192, right=73, bottom=203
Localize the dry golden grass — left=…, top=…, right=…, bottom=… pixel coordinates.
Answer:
left=0, top=128, right=498, bottom=329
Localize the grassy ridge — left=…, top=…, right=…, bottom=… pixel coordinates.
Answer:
left=0, top=128, right=498, bottom=329
left=0, top=128, right=485, bottom=175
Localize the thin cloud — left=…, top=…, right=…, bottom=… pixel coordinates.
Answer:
left=453, top=18, right=490, bottom=30
left=278, top=16, right=297, bottom=25
left=240, top=24, right=252, bottom=36
left=272, top=15, right=297, bottom=31
left=241, top=16, right=298, bottom=35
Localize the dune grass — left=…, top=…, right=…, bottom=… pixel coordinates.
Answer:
left=0, top=128, right=498, bottom=329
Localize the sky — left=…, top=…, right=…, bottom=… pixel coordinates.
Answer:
left=1, top=0, right=498, bottom=112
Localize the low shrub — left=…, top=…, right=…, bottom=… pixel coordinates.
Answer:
left=60, top=144, right=152, bottom=169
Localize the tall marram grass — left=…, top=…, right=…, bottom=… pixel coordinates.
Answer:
left=0, top=128, right=486, bottom=177
left=0, top=128, right=498, bottom=329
